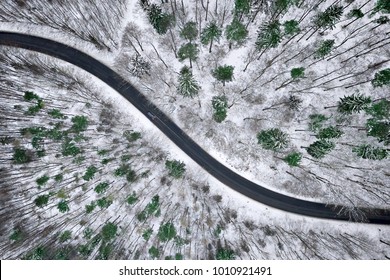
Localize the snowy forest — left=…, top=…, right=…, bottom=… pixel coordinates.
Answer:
left=0, top=0, right=389, bottom=259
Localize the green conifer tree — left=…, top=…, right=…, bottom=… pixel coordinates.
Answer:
left=212, top=65, right=234, bottom=86
left=313, top=5, right=344, bottom=29
left=180, top=21, right=198, bottom=42
left=314, top=39, right=335, bottom=59
left=226, top=18, right=248, bottom=48
left=337, top=94, right=372, bottom=114
left=255, top=20, right=282, bottom=50
left=257, top=128, right=289, bottom=151
left=212, top=95, right=228, bottom=123
left=177, top=66, right=200, bottom=98
left=201, top=21, right=222, bottom=53
left=306, top=139, right=335, bottom=159
left=177, top=43, right=199, bottom=68
left=372, top=68, right=390, bottom=88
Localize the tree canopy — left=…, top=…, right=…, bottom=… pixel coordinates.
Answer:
left=180, top=21, right=198, bottom=41
left=177, top=66, right=200, bottom=98
left=212, top=65, right=234, bottom=86
left=255, top=20, right=282, bottom=50
left=226, top=18, right=248, bottom=47
left=212, top=95, right=228, bottom=123
left=165, top=160, right=186, bottom=178
left=313, top=5, right=343, bottom=29
left=337, top=94, right=372, bottom=114
left=257, top=128, right=289, bottom=151
left=148, top=4, right=174, bottom=35
left=177, top=43, right=199, bottom=68
left=201, top=21, right=222, bottom=53
left=372, top=68, right=390, bottom=87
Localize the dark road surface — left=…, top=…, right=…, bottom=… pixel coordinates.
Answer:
left=1, top=31, right=389, bottom=224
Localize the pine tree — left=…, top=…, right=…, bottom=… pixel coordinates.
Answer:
left=158, top=222, right=177, bottom=242
left=375, top=16, right=389, bottom=24
left=34, top=194, right=50, bottom=208
left=226, top=18, right=248, bottom=48
left=314, top=39, right=335, bottom=59
left=212, top=95, right=228, bottom=123
left=317, top=126, right=343, bottom=139
left=283, top=152, right=302, bottom=166
left=101, top=222, right=117, bottom=241
left=58, top=200, right=70, bottom=213
left=130, top=54, right=151, bottom=78
left=180, top=21, right=198, bottom=42
left=306, top=139, right=335, bottom=159
left=308, top=114, right=328, bottom=132
left=234, top=0, right=251, bottom=19
left=13, top=148, right=32, bottom=164
left=283, top=20, right=300, bottom=36
left=313, top=5, right=344, bottom=30
left=177, top=43, right=199, bottom=68
left=290, top=67, right=305, bottom=79
left=287, top=95, right=303, bottom=111
left=366, top=119, right=390, bottom=145
left=347, top=9, right=364, bottom=19
left=165, top=160, right=186, bottom=178
left=216, top=247, right=235, bottom=260
left=212, top=65, right=234, bottom=86
left=257, top=128, right=289, bottom=151
left=148, top=4, right=174, bottom=35
left=373, top=0, right=390, bottom=14
left=365, top=99, right=390, bottom=120
left=177, top=66, right=200, bottom=98
left=71, top=115, right=88, bottom=133
left=372, top=68, right=390, bottom=88
left=201, top=21, right=222, bottom=53
left=337, top=94, right=372, bottom=114
left=255, top=20, right=282, bottom=50
left=273, top=0, right=299, bottom=14
left=352, top=144, right=388, bottom=160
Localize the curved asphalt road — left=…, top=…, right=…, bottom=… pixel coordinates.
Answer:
left=1, top=32, right=389, bottom=225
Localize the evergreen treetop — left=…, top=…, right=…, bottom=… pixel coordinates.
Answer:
left=257, top=128, right=289, bottom=151
left=255, top=20, right=282, bottom=50
left=234, top=0, right=251, bottom=16
left=216, top=247, right=235, bottom=260
left=283, top=20, right=300, bottom=35
left=148, top=4, right=174, bottom=35
left=201, top=21, right=222, bottom=52
left=226, top=18, right=248, bottom=46
left=165, top=160, right=186, bottom=178
left=373, top=0, right=390, bottom=14
left=337, top=94, right=372, bottom=114
left=180, top=21, right=198, bottom=41
left=177, top=66, right=200, bottom=98
left=314, top=39, right=335, bottom=59
left=313, top=5, right=344, bottom=29
left=283, top=152, right=302, bottom=167
left=372, top=68, right=390, bottom=88
left=212, top=95, right=228, bottom=123
left=201, top=21, right=222, bottom=44
left=306, top=139, right=335, bottom=159
left=352, top=144, right=388, bottom=160
left=291, top=67, right=305, bottom=79
left=348, top=9, right=364, bottom=19
left=212, top=65, right=234, bottom=86
left=177, top=43, right=199, bottom=67
left=273, top=0, right=300, bottom=14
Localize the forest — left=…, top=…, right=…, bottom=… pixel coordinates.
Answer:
left=0, top=0, right=389, bottom=259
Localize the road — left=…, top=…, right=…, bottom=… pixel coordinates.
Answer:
left=0, top=31, right=389, bottom=224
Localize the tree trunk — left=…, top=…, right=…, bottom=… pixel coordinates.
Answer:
left=209, top=38, right=213, bottom=53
